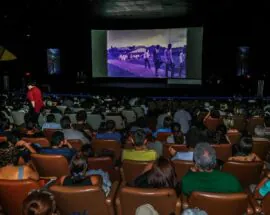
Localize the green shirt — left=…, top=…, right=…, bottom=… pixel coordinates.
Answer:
left=182, top=170, right=243, bottom=196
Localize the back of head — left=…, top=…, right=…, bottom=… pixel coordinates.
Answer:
left=60, top=116, right=71, bottom=129
left=194, top=142, right=216, bottom=171
left=239, top=136, right=253, bottom=155
left=163, top=116, right=172, bottom=128
left=70, top=155, right=88, bottom=182
left=76, top=110, right=87, bottom=122
left=23, top=190, right=57, bottom=215
left=182, top=208, right=208, bottom=215
left=133, top=129, right=147, bottom=147
left=46, top=114, right=55, bottom=123
left=105, top=120, right=116, bottom=131
left=186, top=128, right=207, bottom=149
left=51, top=131, right=64, bottom=147
left=148, top=157, right=177, bottom=188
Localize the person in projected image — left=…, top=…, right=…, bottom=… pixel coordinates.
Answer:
left=164, top=44, right=175, bottom=78
left=179, top=49, right=186, bottom=78
left=153, top=45, right=162, bottom=77
left=144, top=49, right=151, bottom=71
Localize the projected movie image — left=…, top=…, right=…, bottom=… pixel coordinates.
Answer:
left=47, top=48, right=61, bottom=75
left=107, top=29, right=187, bottom=78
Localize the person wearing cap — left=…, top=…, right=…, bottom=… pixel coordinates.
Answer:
left=27, top=81, right=44, bottom=123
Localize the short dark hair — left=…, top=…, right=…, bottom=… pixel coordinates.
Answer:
left=51, top=131, right=65, bottom=147
left=26, top=81, right=36, bottom=86
left=239, top=137, right=253, bottom=155
left=134, top=129, right=146, bottom=146
left=46, top=114, right=56, bottom=123
left=106, top=120, right=116, bottom=131
left=265, top=116, right=270, bottom=127
left=147, top=157, right=177, bottom=188
left=60, top=116, right=71, bottom=129
left=163, top=116, right=172, bottom=128
left=76, top=110, right=87, bottom=122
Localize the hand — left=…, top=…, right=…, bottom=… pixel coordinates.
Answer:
left=169, top=147, right=177, bottom=156
left=15, top=140, right=28, bottom=147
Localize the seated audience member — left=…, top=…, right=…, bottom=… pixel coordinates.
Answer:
left=229, top=136, right=261, bottom=161
left=96, top=120, right=122, bottom=143
left=23, top=189, right=59, bottom=215
left=64, top=107, right=73, bottom=115
left=72, top=110, right=92, bottom=132
left=156, top=105, right=170, bottom=129
left=130, top=117, right=152, bottom=134
left=182, top=142, right=242, bottom=196
left=122, top=129, right=157, bottom=161
left=133, top=157, right=178, bottom=191
left=37, top=131, right=76, bottom=161
left=181, top=208, right=208, bottom=215
left=174, top=103, right=192, bottom=134
left=167, top=122, right=185, bottom=144
left=60, top=154, right=100, bottom=186
left=207, top=124, right=230, bottom=144
left=169, top=127, right=206, bottom=161
left=153, top=116, right=172, bottom=138
left=223, top=114, right=238, bottom=133
left=0, top=140, right=38, bottom=180
left=60, top=116, right=90, bottom=145
left=20, top=115, right=44, bottom=138
left=42, top=114, right=61, bottom=131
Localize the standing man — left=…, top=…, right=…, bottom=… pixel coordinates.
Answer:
left=153, top=45, right=161, bottom=77
left=144, top=49, right=151, bottom=70
left=164, top=44, right=175, bottom=78
left=27, top=81, right=44, bottom=124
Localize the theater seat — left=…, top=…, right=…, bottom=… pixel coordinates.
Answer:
left=67, top=139, right=83, bottom=151
left=92, top=139, right=122, bottom=161
left=22, top=137, right=50, bottom=147
left=0, top=179, right=40, bottom=215
left=247, top=117, right=264, bottom=135
left=212, top=144, right=232, bottom=162
left=182, top=191, right=253, bottom=215
left=50, top=181, right=119, bottom=215
left=156, top=132, right=172, bottom=142
left=172, top=160, right=194, bottom=182
left=116, top=186, right=181, bottom=215
left=252, top=139, right=270, bottom=160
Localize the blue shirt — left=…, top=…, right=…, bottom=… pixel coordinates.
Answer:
left=42, top=122, right=62, bottom=131
left=39, top=148, right=76, bottom=161
left=96, top=132, right=122, bottom=143
left=130, top=127, right=152, bottom=134
left=153, top=128, right=172, bottom=138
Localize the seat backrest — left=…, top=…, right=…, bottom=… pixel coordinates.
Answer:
left=172, top=160, right=194, bottom=182
left=156, top=132, right=172, bottom=142
left=233, top=116, right=246, bottom=132
left=247, top=117, right=264, bottom=134
left=252, top=140, right=270, bottom=160
left=87, top=114, right=103, bottom=130
left=0, top=179, right=40, bottom=215
left=11, top=111, right=25, bottom=126
left=53, top=113, right=63, bottom=124
left=92, top=139, right=122, bottom=161
left=67, top=139, right=83, bottom=151
left=262, top=193, right=270, bottom=215
left=50, top=185, right=110, bottom=215
left=117, top=186, right=178, bottom=215
left=212, top=144, right=232, bottom=162
left=87, top=156, right=114, bottom=173
left=122, top=110, right=137, bottom=124
left=122, top=160, right=151, bottom=184
left=163, top=144, right=188, bottom=159
left=67, top=114, right=77, bottom=124
left=188, top=191, right=248, bottom=215
left=222, top=161, right=263, bottom=188
left=132, top=107, right=145, bottom=118
left=43, top=128, right=62, bottom=142
left=105, top=115, right=125, bottom=130
left=22, top=137, right=50, bottom=147
left=31, top=154, right=69, bottom=178
left=227, top=132, right=241, bottom=145
left=204, top=118, right=223, bottom=131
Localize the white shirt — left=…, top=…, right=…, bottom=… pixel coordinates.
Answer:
left=144, top=51, right=150, bottom=59
left=174, top=109, right=192, bottom=134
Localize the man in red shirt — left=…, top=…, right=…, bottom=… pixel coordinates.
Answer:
left=27, top=82, right=44, bottom=123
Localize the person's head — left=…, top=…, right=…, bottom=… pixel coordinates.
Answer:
left=133, top=129, right=147, bottom=147
left=70, top=155, right=88, bottom=182
left=264, top=116, right=270, bottom=127
left=105, top=120, right=116, bottom=132
left=168, top=44, right=172, bottom=49
left=60, top=116, right=71, bottom=129
left=163, top=116, right=172, bottom=128
left=186, top=128, right=206, bottom=149
left=181, top=208, right=208, bottom=215
left=27, top=81, right=36, bottom=90
left=51, top=131, right=65, bottom=147
left=147, top=157, right=177, bottom=188
left=23, top=190, right=58, bottom=215
left=210, top=110, right=220, bottom=118
left=46, top=114, right=56, bottom=123
left=239, top=137, right=253, bottom=156
left=254, top=125, right=265, bottom=137
left=194, top=142, right=216, bottom=171
left=76, top=110, right=87, bottom=123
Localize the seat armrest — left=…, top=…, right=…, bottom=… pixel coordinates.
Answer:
left=175, top=197, right=181, bottom=215
left=248, top=194, right=261, bottom=214
left=181, top=194, right=189, bottom=210
left=106, top=181, right=119, bottom=206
